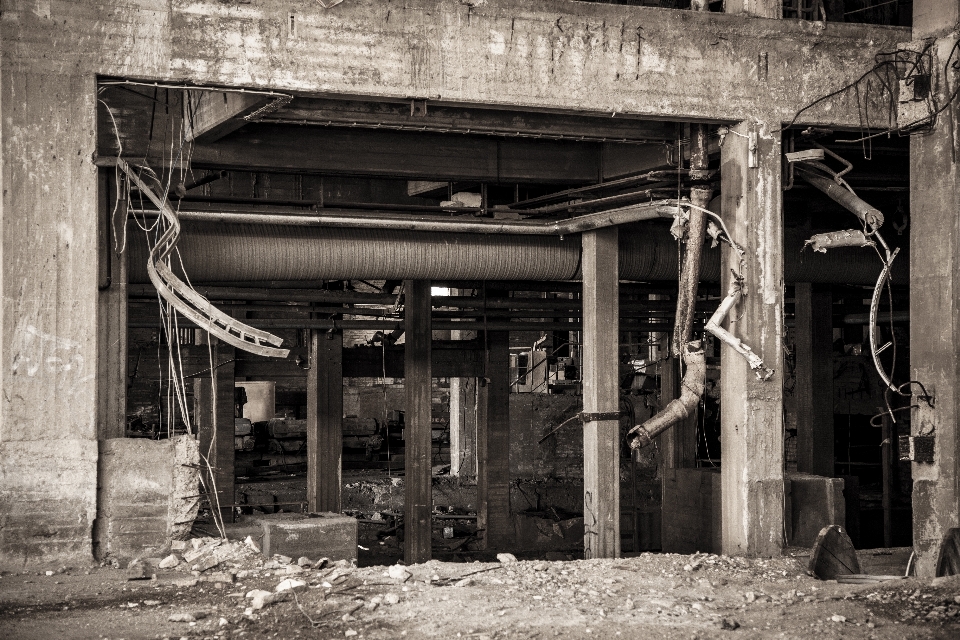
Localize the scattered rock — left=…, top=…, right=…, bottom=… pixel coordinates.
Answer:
left=171, top=540, right=188, bottom=551
left=345, top=631, right=358, bottom=637
left=243, top=536, right=260, bottom=553
left=168, top=613, right=196, bottom=623
left=250, top=590, right=287, bottom=610
left=313, top=557, right=330, bottom=570
left=171, top=577, right=199, bottom=588
left=274, top=554, right=293, bottom=565
left=744, top=591, right=756, bottom=603
left=158, top=555, right=180, bottom=570
left=720, top=618, right=740, bottom=630
left=296, top=556, right=312, bottom=567
left=497, top=553, right=518, bottom=564
left=388, top=565, right=412, bottom=582
left=126, top=563, right=149, bottom=581
left=275, top=578, right=307, bottom=593
left=383, top=592, right=401, bottom=605
left=454, top=578, right=472, bottom=588
left=831, top=614, right=847, bottom=623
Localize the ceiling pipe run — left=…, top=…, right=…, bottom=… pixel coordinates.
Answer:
left=127, top=220, right=904, bottom=286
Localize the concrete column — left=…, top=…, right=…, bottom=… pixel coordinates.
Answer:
left=404, top=280, right=433, bottom=564
left=719, top=119, right=785, bottom=557
left=477, top=330, right=511, bottom=549
left=194, top=343, right=236, bottom=523
left=794, top=283, right=834, bottom=477
left=307, top=328, right=343, bottom=513
left=0, top=71, right=100, bottom=569
left=582, top=227, right=620, bottom=559
left=97, top=170, right=128, bottom=440
left=449, top=326, right=478, bottom=478
left=449, top=377, right=477, bottom=478
left=909, top=5, right=960, bottom=575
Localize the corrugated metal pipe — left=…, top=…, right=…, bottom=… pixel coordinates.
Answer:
left=126, top=214, right=905, bottom=285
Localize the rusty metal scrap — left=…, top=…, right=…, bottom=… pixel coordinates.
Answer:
left=627, top=343, right=705, bottom=450
left=803, top=229, right=875, bottom=253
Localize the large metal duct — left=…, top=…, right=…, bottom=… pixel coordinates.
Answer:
left=126, top=221, right=906, bottom=285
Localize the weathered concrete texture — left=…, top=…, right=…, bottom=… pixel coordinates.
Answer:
left=719, top=119, right=785, bottom=557
left=662, top=468, right=721, bottom=555
left=164, top=0, right=904, bottom=127
left=93, top=436, right=199, bottom=564
left=0, top=440, right=98, bottom=570
left=785, top=473, right=845, bottom=548
left=909, top=28, right=960, bottom=577
left=257, top=512, right=357, bottom=563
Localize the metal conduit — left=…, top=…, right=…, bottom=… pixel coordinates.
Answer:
left=127, top=222, right=905, bottom=286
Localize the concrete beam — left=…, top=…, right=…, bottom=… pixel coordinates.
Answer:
left=719, top=119, right=785, bottom=557
left=909, top=27, right=960, bottom=577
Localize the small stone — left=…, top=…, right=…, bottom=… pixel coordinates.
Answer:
left=383, top=592, right=401, bottom=605
left=219, top=617, right=229, bottom=627
left=720, top=618, right=740, bottom=630
left=45, top=571, right=54, bottom=577
left=831, top=615, right=846, bottom=623
left=275, top=578, right=307, bottom=593
left=683, top=564, right=693, bottom=572
left=744, top=591, right=756, bottom=603
left=171, top=540, right=187, bottom=551
left=273, top=554, right=293, bottom=565
left=497, top=553, right=518, bottom=564
left=345, top=631, right=358, bottom=637
left=624, top=599, right=634, bottom=610
left=454, top=578, right=472, bottom=588
left=158, top=555, right=180, bottom=570
left=193, top=556, right=221, bottom=573
left=250, top=591, right=286, bottom=610
left=297, top=556, right=312, bottom=567
left=171, top=578, right=199, bottom=588
left=388, top=565, right=412, bottom=582
left=126, top=563, right=149, bottom=581
left=143, top=600, right=162, bottom=606
left=168, top=613, right=196, bottom=623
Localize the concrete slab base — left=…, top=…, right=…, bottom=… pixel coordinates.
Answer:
left=255, top=513, right=357, bottom=562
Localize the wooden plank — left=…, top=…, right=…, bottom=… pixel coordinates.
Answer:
left=404, top=280, right=433, bottom=564
left=795, top=283, right=835, bottom=477
left=194, top=343, right=236, bottom=523
left=719, top=119, right=785, bottom=557
left=582, top=227, right=620, bottom=559
left=477, top=330, right=511, bottom=549
left=184, top=90, right=272, bottom=143
left=307, top=328, right=343, bottom=513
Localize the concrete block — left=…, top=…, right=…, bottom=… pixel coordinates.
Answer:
left=256, top=513, right=357, bottom=562
left=786, top=472, right=845, bottom=547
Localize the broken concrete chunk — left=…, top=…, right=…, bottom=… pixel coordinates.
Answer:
left=496, top=553, right=518, bottom=564
left=251, top=591, right=287, bottom=610
left=158, top=554, right=180, bottom=569
left=383, top=592, right=401, bottom=605
left=312, top=557, right=329, bottom=570
left=275, top=578, right=307, bottom=593
left=199, top=572, right=235, bottom=584
left=171, top=540, right=188, bottom=551
left=387, top=565, right=412, bottom=582
left=243, top=536, right=260, bottom=553
left=274, top=554, right=293, bottom=565
left=296, top=556, right=312, bottom=567
left=125, top=563, right=149, bottom=581
left=193, top=556, right=221, bottom=573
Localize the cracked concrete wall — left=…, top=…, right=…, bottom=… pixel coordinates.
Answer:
left=0, top=0, right=910, bottom=567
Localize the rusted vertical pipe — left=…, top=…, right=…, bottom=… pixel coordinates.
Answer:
left=673, top=124, right=713, bottom=355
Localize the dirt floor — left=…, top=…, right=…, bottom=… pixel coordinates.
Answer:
left=2, top=544, right=959, bottom=640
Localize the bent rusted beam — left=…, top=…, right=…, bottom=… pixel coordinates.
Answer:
left=627, top=342, right=705, bottom=449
